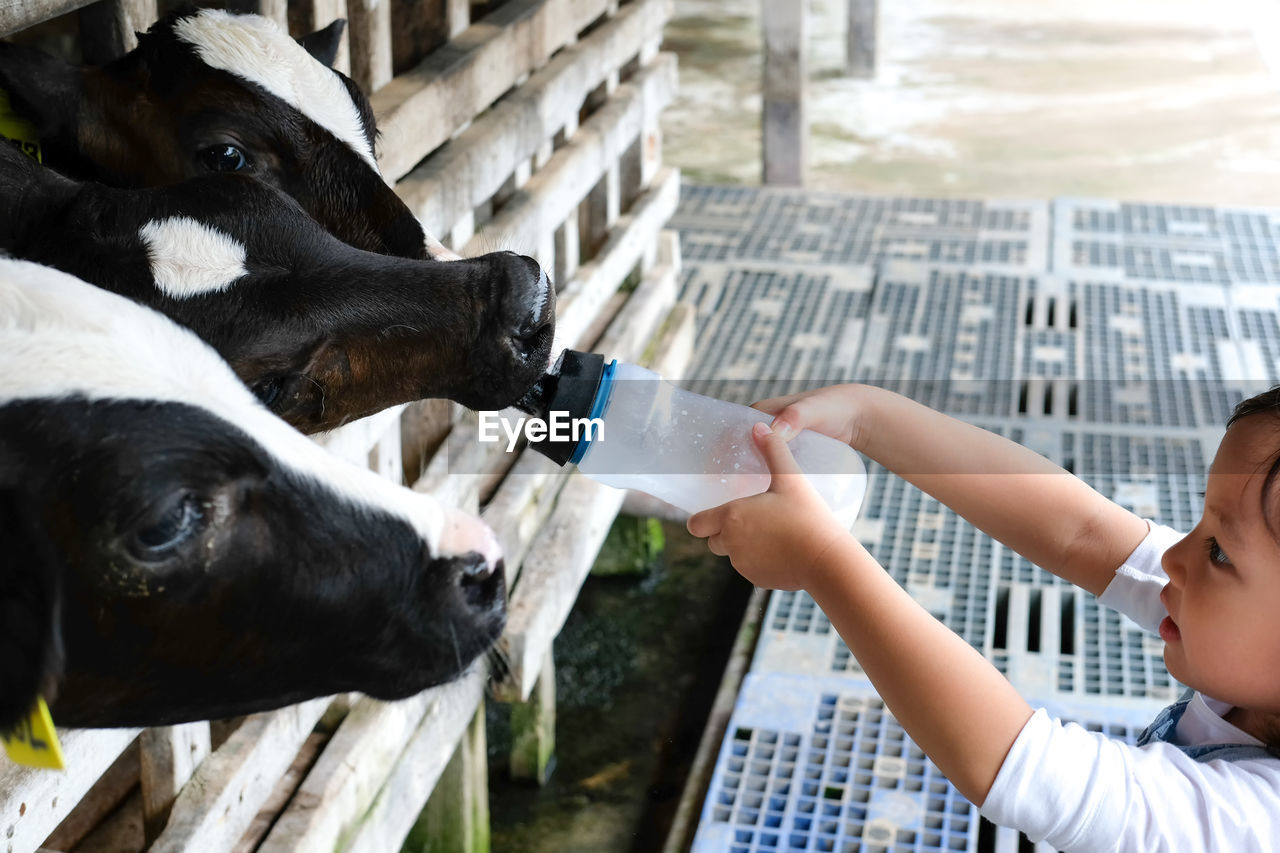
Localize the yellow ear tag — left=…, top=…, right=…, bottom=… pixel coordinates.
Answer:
left=2, top=698, right=66, bottom=770
left=0, top=86, right=42, bottom=163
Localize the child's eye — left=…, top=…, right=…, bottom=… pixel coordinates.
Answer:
left=1205, top=537, right=1232, bottom=567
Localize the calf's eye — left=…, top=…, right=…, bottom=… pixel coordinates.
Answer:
left=252, top=377, right=283, bottom=409
left=198, top=144, right=248, bottom=173
left=132, top=493, right=204, bottom=558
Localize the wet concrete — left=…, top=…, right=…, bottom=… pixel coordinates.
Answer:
left=663, top=0, right=1280, bottom=204
left=487, top=521, right=752, bottom=853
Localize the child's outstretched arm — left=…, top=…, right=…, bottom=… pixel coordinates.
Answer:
left=758, top=384, right=1149, bottom=595
left=689, top=422, right=1035, bottom=805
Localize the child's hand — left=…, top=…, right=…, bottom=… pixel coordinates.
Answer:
left=753, top=384, right=868, bottom=450
left=687, top=421, right=851, bottom=590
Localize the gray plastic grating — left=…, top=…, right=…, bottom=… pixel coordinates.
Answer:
left=677, top=263, right=875, bottom=403
left=852, top=264, right=1026, bottom=418
left=674, top=184, right=1049, bottom=272
left=692, top=673, right=1154, bottom=853
left=752, top=423, right=1199, bottom=703
left=1052, top=197, right=1280, bottom=285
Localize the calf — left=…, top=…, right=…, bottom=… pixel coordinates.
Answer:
left=0, top=258, right=506, bottom=728
left=0, top=141, right=554, bottom=432
left=0, top=8, right=449, bottom=259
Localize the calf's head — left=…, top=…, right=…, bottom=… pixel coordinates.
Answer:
left=0, top=8, right=438, bottom=259
left=0, top=146, right=555, bottom=432
left=0, top=259, right=506, bottom=728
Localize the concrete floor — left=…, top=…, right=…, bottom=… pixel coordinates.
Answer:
left=662, top=0, right=1280, bottom=205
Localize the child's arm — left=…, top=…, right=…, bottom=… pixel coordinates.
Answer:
left=758, top=384, right=1149, bottom=595
left=689, top=423, right=1034, bottom=804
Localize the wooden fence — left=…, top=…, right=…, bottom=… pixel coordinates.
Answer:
left=0, top=0, right=686, bottom=849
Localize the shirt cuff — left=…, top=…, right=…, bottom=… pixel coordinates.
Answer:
left=1096, top=521, right=1183, bottom=635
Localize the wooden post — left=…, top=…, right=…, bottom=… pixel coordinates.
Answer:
left=509, top=650, right=556, bottom=785
left=224, top=0, right=288, bottom=29
left=139, top=723, right=211, bottom=843
left=347, top=0, right=393, bottom=94
left=446, top=0, right=470, bottom=39
left=405, top=703, right=490, bottom=853
left=78, top=0, right=156, bottom=63
left=555, top=209, right=580, bottom=287
left=762, top=0, right=807, bottom=186
left=846, top=0, right=877, bottom=79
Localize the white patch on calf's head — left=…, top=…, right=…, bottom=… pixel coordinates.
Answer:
left=0, top=259, right=502, bottom=567
left=172, top=10, right=379, bottom=173
left=139, top=217, right=247, bottom=299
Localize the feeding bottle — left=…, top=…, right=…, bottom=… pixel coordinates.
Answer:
left=516, top=350, right=867, bottom=526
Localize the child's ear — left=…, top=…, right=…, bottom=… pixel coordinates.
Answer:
left=0, top=485, right=64, bottom=732
left=296, top=19, right=346, bottom=68
left=0, top=42, right=83, bottom=140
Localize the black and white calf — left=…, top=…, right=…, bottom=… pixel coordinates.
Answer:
left=0, top=142, right=554, bottom=432
left=0, top=8, right=451, bottom=259
left=0, top=258, right=506, bottom=728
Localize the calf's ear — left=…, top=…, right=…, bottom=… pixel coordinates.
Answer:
left=0, top=43, right=82, bottom=140
left=297, top=19, right=346, bottom=68
left=0, top=488, right=63, bottom=732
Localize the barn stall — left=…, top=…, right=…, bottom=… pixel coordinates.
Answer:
left=0, top=0, right=685, bottom=849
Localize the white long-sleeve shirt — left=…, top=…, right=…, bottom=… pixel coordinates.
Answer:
left=979, top=523, right=1280, bottom=851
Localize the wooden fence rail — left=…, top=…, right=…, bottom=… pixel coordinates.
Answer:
left=1, top=0, right=681, bottom=849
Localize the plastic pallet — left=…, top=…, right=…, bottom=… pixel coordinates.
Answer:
left=1051, top=197, right=1280, bottom=285
left=691, top=673, right=1154, bottom=853
left=677, top=262, right=875, bottom=403
left=852, top=264, right=1027, bottom=418
left=674, top=185, right=1049, bottom=272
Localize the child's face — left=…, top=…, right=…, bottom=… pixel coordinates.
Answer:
left=1161, top=415, right=1280, bottom=712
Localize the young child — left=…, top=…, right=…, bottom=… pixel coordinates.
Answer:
left=687, top=383, right=1280, bottom=850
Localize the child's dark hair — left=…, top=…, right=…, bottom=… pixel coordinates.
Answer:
left=1228, top=385, right=1280, bottom=429
left=1225, top=386, right=1280, bottom=755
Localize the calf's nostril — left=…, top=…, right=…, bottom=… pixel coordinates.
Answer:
left=459, top=554, right=500, bottom=585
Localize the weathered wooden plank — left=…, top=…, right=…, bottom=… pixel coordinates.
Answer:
left=0, top=0, right=97, bottom=38
left=0, top=728, right=138, bottom=852
left=346, top=0, right=393, bottom=94
left=372, top=0, right=615, bottom=182
left=395, top=0, right=670, bottom=238
left=846, top=0, right=877, bottom=78
left=41, top=740, right=140, bottom=852
left=337, top=671, right=485, bottom=853
left=311, top=404, right=406, bottom=468
left=404, top=700, right=488, bottom=853
left=489, top=477, right=622, bottom=703
left=254, top=693, right=436, bottom=853
left=149, top=698, right=331, bottom=853
left=552, top=165, right=679, bottom=352
left=459, top=55, right=676, bottom=258
left=230, top=731, right=329, bottom=853
left=224, top=0, right=288, bottom=29
left=77, top=0, right=155, bottom=64
left=445, top=0, right=467, bottom=38
left=139, top=723, right=210, bottom=843
left=389, top=0, right=445, bottom=77
left=762, top=0, right=807, bottom=186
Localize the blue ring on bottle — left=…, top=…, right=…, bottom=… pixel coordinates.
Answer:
left=570, top=358, right=616, bottom=465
